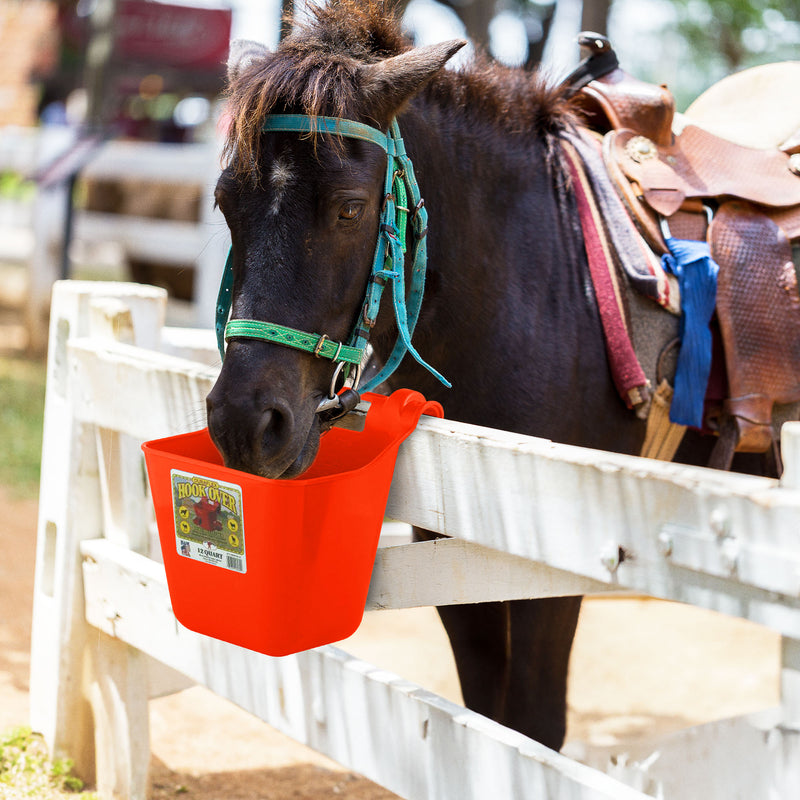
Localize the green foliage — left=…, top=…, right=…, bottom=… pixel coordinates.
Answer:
left=669, top=0, right=800, bottom=70
left=0, top=172, right=35, bottom=201
left=0, top=356, right=47, bottom=498
left=0, top=726, right=99, bottom=798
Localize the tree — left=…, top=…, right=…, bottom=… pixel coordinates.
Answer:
left=435, top=0, right=612, bottom=68
left=581, top=0, right=611, bottom=38
left=668, top=0, right=800, bottom=72
left=438, top=0, right=496, bottom=50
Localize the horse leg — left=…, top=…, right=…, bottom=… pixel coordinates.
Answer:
left=435, top=596, right=582, bottom=751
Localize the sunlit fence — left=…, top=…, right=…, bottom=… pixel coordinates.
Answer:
left=29, top=281, right=800, bottom=799
left=0, top=126, right=228, bottom=351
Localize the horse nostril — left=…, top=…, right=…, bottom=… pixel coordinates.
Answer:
left=257, top=404, right=294, bottom=455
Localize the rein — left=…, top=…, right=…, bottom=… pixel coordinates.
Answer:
left=215, top=114, right=450, bottom=418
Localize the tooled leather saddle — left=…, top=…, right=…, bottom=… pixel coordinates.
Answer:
left=567, top=34, right=800, bottom=466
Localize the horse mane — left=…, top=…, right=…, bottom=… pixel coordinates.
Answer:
left=225, top=0, right=577, bottom=177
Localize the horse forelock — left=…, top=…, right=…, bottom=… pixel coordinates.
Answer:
left=224, top=0, right=409, bottom=180
left=223, top=0, right=577, bottom=182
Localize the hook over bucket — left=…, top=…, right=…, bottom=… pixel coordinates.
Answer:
left=142, top=389, right=442, bottom=656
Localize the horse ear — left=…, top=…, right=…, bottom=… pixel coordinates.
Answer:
left=359, top=39, right=467, bottom=115
left=228, top=39, right=270, bottom=83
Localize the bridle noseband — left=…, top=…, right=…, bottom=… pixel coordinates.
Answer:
left=215, top=114, right=450, bottom=419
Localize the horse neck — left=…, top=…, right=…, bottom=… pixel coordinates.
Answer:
left=378, top=95, right=585, bottom=385
left=372, top=91, right=642, bottom=452
left=399, top=88, right=585, bottom=302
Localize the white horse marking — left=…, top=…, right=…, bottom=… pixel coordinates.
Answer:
left=269, top=158, right=294, bottom=215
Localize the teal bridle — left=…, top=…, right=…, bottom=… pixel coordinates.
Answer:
left=215, top=114, right=451, bottom=416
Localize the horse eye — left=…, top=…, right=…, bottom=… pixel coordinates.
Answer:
left=338, top=201, right=364, bottom=222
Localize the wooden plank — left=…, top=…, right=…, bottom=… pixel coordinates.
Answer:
left=387, top=416, right=800, bottom=635
left=85, top=633, right=151, bottom=800
left=81, top=140, right=215, bottom=183
left=75, top=139, right=225, bottom=326
left=23, top=135, right=222, bottom=344
left=158, top=326, right=219, bottom=366
left=79, top=538, right=648, bottom=800
left=568, top=711, right=800, bottom=799
left=0, top=129, right=215, bottom=182
left=366, top=539, right=618, bottom=610
left=75, top=213, right=207, bottom=265
left=68, top=339, right=217, bottom=441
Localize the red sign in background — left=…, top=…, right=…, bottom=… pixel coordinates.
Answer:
left=114, top=1, right=231, bottom=71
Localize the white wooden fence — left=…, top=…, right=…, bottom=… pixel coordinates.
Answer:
left=29, top=280, right=800, bottom=799
left=0, top=126, right=228, bottom=351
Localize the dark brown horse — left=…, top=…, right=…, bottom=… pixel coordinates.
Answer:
left=204, top=1, right=749, bottom=750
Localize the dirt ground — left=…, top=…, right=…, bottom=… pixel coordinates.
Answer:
left=0, top=484, right=781, bottom=799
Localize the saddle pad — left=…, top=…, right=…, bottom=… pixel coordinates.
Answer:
left=568, top=130, right=679, bottom=312
left=611, top=126, right=800, bottom=216
left=563, top=137, right=649, bottom=411
left=712, top=201, right=800, bottom=449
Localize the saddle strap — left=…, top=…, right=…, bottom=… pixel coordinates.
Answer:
left=711, top=201, right=800, bottom=451
left=639, top=379, right=686, bottom=461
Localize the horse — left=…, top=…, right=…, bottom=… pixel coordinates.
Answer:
left=205, top=0, right=794, bottom=750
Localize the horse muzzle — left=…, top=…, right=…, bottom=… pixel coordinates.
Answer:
left=206, top=353, right=322, bottom=479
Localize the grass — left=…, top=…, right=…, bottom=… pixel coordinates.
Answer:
left=0, top=355, right=46, bottom=498
left=0, top=726, right=98, bottom=799
left=0, top=362, right=99, bottom=798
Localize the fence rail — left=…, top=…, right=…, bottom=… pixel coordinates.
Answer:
left=29, top=281, right=800, bottom=799
left=0, top=126, right=228, bottom=351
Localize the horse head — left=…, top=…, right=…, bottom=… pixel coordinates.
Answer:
left=206, top=11, right=464, bottom=478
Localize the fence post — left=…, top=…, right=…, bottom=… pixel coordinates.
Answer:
left=776, top=422, right=800, bottom=795
left=29, top=281, right=166, bottom=795
left=26, top=127, right=77, bottom=354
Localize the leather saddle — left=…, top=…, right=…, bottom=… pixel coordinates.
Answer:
left=568, top=34, right=800, bottom=461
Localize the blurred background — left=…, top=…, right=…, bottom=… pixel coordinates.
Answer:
left=4, top=0, right=790, bottom=134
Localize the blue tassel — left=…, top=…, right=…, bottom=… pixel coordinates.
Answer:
left=661, top=237, right=719, bottom=429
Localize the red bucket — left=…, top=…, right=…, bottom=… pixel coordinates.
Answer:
left=142, top=389, right=442, bottom=656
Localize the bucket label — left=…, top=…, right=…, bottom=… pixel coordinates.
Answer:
left=169, top=469, right=246, bottom=573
